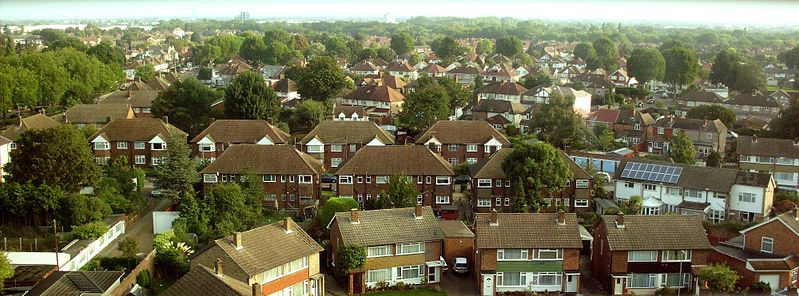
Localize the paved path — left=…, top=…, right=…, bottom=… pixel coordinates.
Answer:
left=98, top=197, right=172, bottom=257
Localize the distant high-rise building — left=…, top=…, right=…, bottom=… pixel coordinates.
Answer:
left=384, top=12, right=395, bottom=24
left=238, top=11, right=250, bottom=21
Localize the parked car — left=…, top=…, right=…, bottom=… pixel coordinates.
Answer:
left=453, top=257, right=469, bottom=274
left=320, top=173, right=337, bottom=183
left=454, top=175, right=471, bottom=185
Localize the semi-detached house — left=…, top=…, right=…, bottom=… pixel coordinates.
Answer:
left=190, top=119, right=290, bottom=162
left=415, top=120, right=509, bottom=166
left=299, top=120, right=394, bottom=170
left=88, top=117, right=187, bottom=168
left=737, top=136, right=799, bottom=189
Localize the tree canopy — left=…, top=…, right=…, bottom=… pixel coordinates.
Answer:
left=698, top=264, right=740, bottom=294
left=376, top=174, right=418, bottom=209
left=685, top=105, right=735, bottom=128
left=151, top=136, right=199, bottom=202
left=396, top=81, right=451, bottom=132
left=319, top=197, right=360, bottom=228
left=431, top=36, right=463, bottom=64
left=223, top=71, right=281, bottom=120
left=660, top=41, right=699, bottom=87
left=294, top=56, right=350, bottom=102
left=589, top=37, right=618, bottom=71
left=390, top=32, right=414, bottom=56
left=496, top=36, right=523, bottom=57
left=770, top=103, right=799, bottom=139
left=135, top=64, right=156, bottom=82
left=528, top=93, right=588, bottom=149
left=627, top=48, right=665, bottom=85
left=502, top=142, right=573, bottom=212
left=670, top=130, right=697, bottom=165
left=152, top=77, right=222, bottom=136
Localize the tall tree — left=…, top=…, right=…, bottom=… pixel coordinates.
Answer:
left=573, top=42, right=596, bottom=62
left=390, top=32, right=414, bottom=56
left=431, top=37, right=463, bottom=63
left=528, top=94, right=588, bottom=149
left=770, top=103, right=799, bottom=139
left=239, top=34, right=267, bottom=63
left=294, top=56, right=349, bottom=102
left=670, top=130, right=697, bottom=165
left=437, top=76, right=472, bottom=110
left=377, top=174, right=418, bottom=209
left=590, top=37, right=618, bottom=71
left=502, top=142, right=573, bottom=212
left=87, top=42, right=126, bottom=67
left=496, top=36, right=523, bottom=57
left=152, top=77, right=222, bottom=136
left=224, top=71, right=280, bottom=120
left=730, top=62, right=765, bottom=93
left=476, top=38, right=493, bottom=55
left=779, top=46, right=799, bottom=69
left=135, top=64, right=156, bottom=82
left=521, top=73, right=552, bottom=90
left=710, top=48, right=740, bottom=87
left=293, top=99, right=327, bottom=131
left=661, top=44, right=699, bottom=88
left=685, top=105, right=736, bottom=128
left=194, top=182, right=261, bottom=242
left=5, top=125, right=100, bottom=192
left=151, top=136, right=199, bottom=202
left=396, top=84, right=450, bottom=132
left=626, top=48, right=665, bottom=86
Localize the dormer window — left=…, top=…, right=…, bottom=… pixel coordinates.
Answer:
left=634, top=123, right=641, bottom=131
left=151, top=143, right=165, bottom=150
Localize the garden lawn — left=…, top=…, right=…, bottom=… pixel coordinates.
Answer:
left=364, top=289, right=447, bottom=296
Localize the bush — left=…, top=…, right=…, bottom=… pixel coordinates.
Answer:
left=136, top=269, right=152, bottom=288
left=119, top=237, right=139, bottom=258
left=71, top=221, right=109, bottom=240
left=319, top=197, right=360, bottom=228
left=749, top=281, right=771, bottom=294
left=335, top=245, right=367, bottom=277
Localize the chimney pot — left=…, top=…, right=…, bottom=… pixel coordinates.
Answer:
left=162, top=116, right=169, bottom=124
left=283, top=217, right=292, bottom=233
left=753, top=135, right=758, bottom=143
left=350, top=208, right=359, bottom=224
left=489, top=208, right=498, bottom=226
left=215, top=258, right=223, bottom=276
left=415, top=204, right=423, bottom=219
left=557, top=210, right=566, bottom=225
left=235, top=232, right=243, bottom=249
left=252, top=283, right=262, bottom=296
left=615, top=212, right=625, bottom=228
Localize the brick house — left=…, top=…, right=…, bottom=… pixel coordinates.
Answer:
left=339, top=85, right=405, bottom=116
left=0, top=113, right=61, bottom=149
left=88, top=117, right=187, bottom=167
left=470, top=149, right=592, bottom=213
left=299, top=121, right=395, bottom=171
left=613, top=109, right=655, bottom=147
left=475, top=211, right=583, bottom=295
left=648, top=117, right=727, bottom=158
left=591, top=214, right=712, bottom=295
left=62, top=103, right=135, bottom=129
left=415, top=120, right=509, bottom=166
left=334, top=145, right=455, bottom=213
left=737, top=136, right=799, bottom=189
left=710, top=209, right=799, bottom=293
left=190, top=119, right=290, bottom=162
left=327, top=206, right=445, bottom=295
left=439, top=220, right=475, bottom=270
left=99, top=89, right=159, bottom=118
left=201, top=144, right=322, bottom=212
left=186, top=218, right=324, bottom=296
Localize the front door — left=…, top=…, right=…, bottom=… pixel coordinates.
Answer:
left=482, top=274, right=495, bottom=296
left=428, top=266, right=439, bottom=283
left=614, top=277, right=624, bottom=295
left=565, top=274, right=577, bottom=292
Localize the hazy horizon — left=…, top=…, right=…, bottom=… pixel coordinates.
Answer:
left=2, top=0, right=799, bottom=27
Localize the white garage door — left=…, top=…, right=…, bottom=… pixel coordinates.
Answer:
left=759, top=274, right=780, bottom=292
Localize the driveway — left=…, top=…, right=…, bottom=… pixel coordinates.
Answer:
left=441, top=271, right=479, bottom=296
left=98, top=183, right=172, bottom=258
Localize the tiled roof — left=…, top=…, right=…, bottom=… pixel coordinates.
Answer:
left=439, top=220, right=475, bottom=238
left=146, top=76, right=171, bottom=91
left=587, top=109, right=620, bottom=123
left=599, top=215, right=712, bottom=251
left=655, top=117, right=726, bottom=133
left=274, top=78, right=296, bottom=93
left=470, top=148, right=589, bottom=180
left=616, top=109, right=655, bottom=125
left=216, top=60, right=252, bottom=76
left=335, top=145, right=455, bottom=176
left=190, top=120, right=289, bottom=144
left=737, top=136, right=799, bottom=158
left=351, top=61, right=379, bottom=72
left=748, top=256, right=799, bottom=271
left=776, top=211, right=799, bottom=235
left=448, top=65, right=481, bottom=75
left=421, top=64, right=448, bottom=74
left=471, top=100, right=527, bottom=114
left=1, top=113, right=61, bottom=141
left=475, top=213, right=582, bottom=249
left=415, top=120, right=509, bottom=145
left=476, top=81, right=527, bottom=95
left=386, top=61, right=415, bottom=72
left=333, top=207, right=444, bottom=246
left=89, top=118, right=187, bottom=142
left=333, top=105, right=367, bottom=117
left=727, top=93, right=780, bottom=107
left=680, top=90, right=724, bottom=103
left=343, top=85, right=404, bottom=103
left=100, top=90, right=159, bottom=108
left=300, top=120, right=394, bottom=145
left=614, top=158, right=770, bottom=192
left=201, top=144, right=321, bottom=175
left=162, top=265, right=250, bottom=296
left=64, top=103, right=132, bottom=124
left=26, top=271, right=123, bottom=296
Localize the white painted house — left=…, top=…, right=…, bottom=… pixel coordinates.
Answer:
left=522, top=85, right=592, bottom=116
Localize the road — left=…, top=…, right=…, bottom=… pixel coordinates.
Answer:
left=98, top=185, right=173, bottom=257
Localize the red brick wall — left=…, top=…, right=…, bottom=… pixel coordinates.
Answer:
left=202, top=174, right=320, bottom=211
left=591, top=221, right=616, bottom=292
left=443, top=237, right=474, bottom=267
left=428, top=143, right=497, bottom=165
left=261, top=268, right=310, bottom=295
left=336, top=175, right=453, bottom=209
left=471, top=178, right=592, bottom=213
left=111, top=250, right=156, bottom=296
left=93, top=140, right=167, bottom=168
left=742, top=219, right=799, bottom=257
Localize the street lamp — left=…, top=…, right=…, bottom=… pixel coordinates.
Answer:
left=678, top=250, right=687, bottom=296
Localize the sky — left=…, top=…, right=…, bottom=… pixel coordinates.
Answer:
left=1, top=0, right=799, bottom=26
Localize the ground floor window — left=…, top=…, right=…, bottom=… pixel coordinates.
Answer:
left=477, top=199, right=491, bottom=207
left=628, top=274, right=656, bottom=288
left=396, top=265, right=422, bottom=280
left=707, top=210, right=725, bottom=223
left=497, top=272, right=526, bottom=286
left=531, top=272, right=562, bottom=286
left=366, top=268, right=391, bottom=283
left=663, top=273, right=690, bottom=288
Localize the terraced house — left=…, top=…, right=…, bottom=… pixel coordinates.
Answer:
left=88, top=117, right=187, bottom=167
left=190, top=119, right=290, bottom=162
left=737, top=136, right=799, bottom=189
left=415, top=120, right=509, bottom=165
left=299, top=120, right=395, bottom=170
left=591, top=214, right=712, bottom=296
left=475, top=211, right=583, bottom=295
left=201, top=144, right=322, bottom=213
left=335, top=145, right=455, bottom=214
left=327, top=206, right=445, bottom=295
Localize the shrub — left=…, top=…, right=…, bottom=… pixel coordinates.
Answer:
left=136, top=269, right=152, bottom=288
left=71, top=221, right=109, bottom=240
left=335, top=245, right=367, bottom=277
left=118, top=237, right=139, bottom=258
left=395, top=281, right=408, bottom=291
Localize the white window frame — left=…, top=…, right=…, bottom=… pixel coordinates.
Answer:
left=575, top=199, right=589, bottom=208
left=435, top=195, right=450, bottom=204
left=396, top=242, right=425, bottom=255
left=448, top=144, right=458, bottom=152
left=497, top=249, right=528, bottom=261
left=466, top=144, right=478, bottom=152
left=375, top=176, right=388, bottom=184
left=477, top=199, right=491, bottom=207
left=435, top=176, right=451, bottom=185
left=575, top=179, right=590, bottom=189
left=627, top=250, right=658, bottom=262
left=477, top=179, right=492, bottom=188
left=263, top=175, right=276, bottom=182
left=199, top=143, right=214, bottom=152
left=134, top=142, right=145, bottom=149
left=339, top=175, right=353, bottom=184
left=367, top=245, right=392, bottom=258
left=151, top=157, right=163, bottom=165
left=738, top=192, right=756, bottom=203
left=761, top=237, right=774, bottom=254
left=307, top=145, right=323, bottom=153
left=117, top=142, right=128, bottom=149
left=299, top=175, right=313, bottom=184
left=203, top=174, right=218, bottom=183
left=151, top=142, right=166, bottom=150
left=134, top=155, right=146, bottom=165
left=330, top=144, right=343, bottom=152
left=662, top=250, right=692, bottom=262
left=94, top=142, right=110, bottom=150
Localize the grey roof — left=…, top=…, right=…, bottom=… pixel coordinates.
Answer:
left=26, top=271, right=124, bottom=296
left=614, top=158, right=771, bottom=193
left=333, top=207, right=444, bottom=247
left=600, top=215, right=712, bottom=251
left=475, top=213, right=582, bottom=249
left=727, top=93, right=780, bottom=107
left=439, top=220, right=475, bottom=238
left=680, top=90, right=724, bottom=103
left=737, top=136, right=799, bottom=158
left=162, top=266, right=250, bottom=296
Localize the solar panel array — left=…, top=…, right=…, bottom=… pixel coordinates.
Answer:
left=620, top=162, right=683, bottom=184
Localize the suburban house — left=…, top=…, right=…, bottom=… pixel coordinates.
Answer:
left=447, top=65, right=482, bottom=85
left=475, top=81, right=527, bottom=104
left=333, top=105, right=369, bottom=121
left=648, top=117, right=727, bottom=159
left=299, top=120, right=395, bottom=170
left=327, top=206, right=445, bottom=294
left=469, top=100, right=529, bottom=130
left=88, top=117, right=187, bottom=167
left=334, top=145, right=455, bottom=214
left=678, top=90, right=725, bottom=108
left=190, top=119, right=290, bottom=162
left=710, top=209, right=799, bottom=293
left=613, top=109, right=655, bottom=147
left=201, top=144, right=321, bottom=212
left=350, top=61, right=380, bottom=76
left=272, top=77, right=300, bottom=104
left=482, top=65, right=519, bottom=82
left=213, top=58, right=253, bottom=86
left=737, top=136, right=799, bottom=190
left=0, top=113, right=61, bottom=148
left=470, top=149, right=592, bottom=213
left=415, top=120, right=509, bottom=165
left=572, top=72, right=615, bottom=97
left=521, top=85, right=592, bottom=116
left=769, top=89, right=794, bottom=108
left=340, top=85, right=405, bottom=116
left=99, top=89, right=159, bottom=118
left=475, top=211, right=583, bottom=295
left=386, top=61, right=418, bottom=80
left=723, top=93, right=782, bottom=120
left=62, top=103, right=135, bottom=129
left=609, top=69, right=636, bottom=87
left=25, top=271, right=124, bottom=296
left=420, top=64, right=448, bottom=77
left=0, top=136, right=11, bottom=177
left=189, top=219, right=324, bottom=296
left=591, top=214, right=712, bottom=296
left=585, top=109, right=620, bottom=130
left=613, top=158, right=775, bottom=222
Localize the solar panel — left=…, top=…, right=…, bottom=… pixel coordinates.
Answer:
left=619, top=162, right=683, bottom=184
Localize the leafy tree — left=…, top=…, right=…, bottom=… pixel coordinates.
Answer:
left=5, top=125, right=99, bottom=192
left=661, top=44, right=699, bottom=88
left=71, top=221, right=109, bottom=239
left=57, top=48, right=121, bottom=104
left=502, top=142, right=573, bottom=212
left=198, top=183, right=261, bottom=241
left=197, top=67, right=213, bottom=80
left=438, top=76, right=472, bottom=110
left=396, top=83, right=450, bottom=132
left=698, top=264, right=740, bottom=294
left=0, top=64, right=39, bottom=112
left=224, top=71, right=281, bottom=120
left=335, top=245, right=367, bottom=277
left=706, top=151, right=722, bottom=168
left=390, top=32, right=414, bottom=56
left=320, top=197, right=360, bottom=227
left=152, top=136, right=199, bottom=201
left=779, top=46, right=799, bottom=69
left=521, top=73, right=552, bottom=90
left=590, top=37, right=618, bottom=71
left=239, top=34, right=267, bottom=63
left=730, top=62, right=765, bottom=93
left=57, top=193, right=111, bottom=227
left=529, top=94, right=588, bottom=149
left=206, top=35, right=243, bottom=62
left=710, top=48, right=739, bottom=87
left=686, top=105, right=735, bottom=128
left=0, top=252, right=13, bottom=291
left=573, top=42, right=596, bottom=62
left=377, top=174, right=418, bottom=209
left=770, top=103, right=799, bottom=139
left=294, top=99, right=327, bottom=131
left=590, top=124, right=621, bottom=151
left=476, top=38, right=493, bottom=55
left=236, top=170, right=264, bottom=219
left=620, top=196, right=643, bottom=214
left=87, top=42, right=126, bottom=67
left=294, top=56, right=349, bottom=102
left=135, top=64, right=156, bottom=82
left=627, top=48, right=665, bottom=86
left=153, top=77, right=222, bottom=136
left=670, top=130, right=697, bottom=165
left=496, top=36, right=523, bottom=57
left=194, top=44, right=221, bottom=65
left=431, top=37, right=463, bottom=64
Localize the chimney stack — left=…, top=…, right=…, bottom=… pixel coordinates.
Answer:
left=489, top=208, right=498, bottom=226
left=283, top=217, right=293, bottom=233
left=106, top=116, right=113, bottom=123
left=234, top=232, right=243, bottom=250
left=350, top=208, right=359, bottom=224
left=162, top=116, right=169, bottom=124
left=752, top=135, right=758, bottom=143
left=127, top=88, right=132, bottom=98
left=252, top=283, right=261, bottom=296
left=793, top=206, right=798, bottom=221
left=615, top=212, right=625, bottom=229
left=415, top=203, right=423, bottom=219
left=557, top=210, right=566, bottom=225
left=215, top=258, right=224, bottom=276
